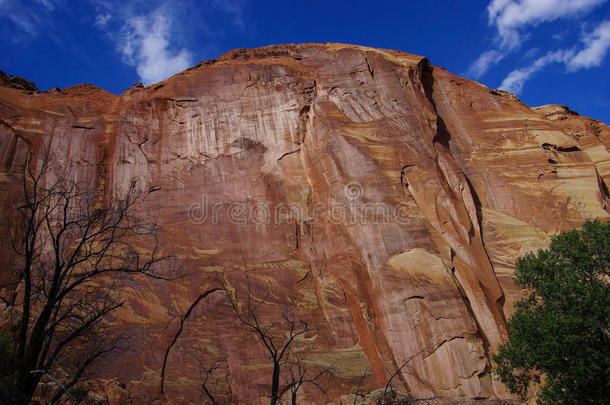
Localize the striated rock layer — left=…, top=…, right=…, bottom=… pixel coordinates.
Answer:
left=1, top=43, right=609, bottom=404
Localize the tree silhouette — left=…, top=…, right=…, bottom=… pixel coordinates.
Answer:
left=281, top=346, right=331, bottom=404
left=0, top=149, right=173, bottom=404
left=220, top=274, right=312, bottom=405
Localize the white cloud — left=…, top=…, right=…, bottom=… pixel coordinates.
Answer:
left=94, top=13, right=111, bottom=28
left=468, top=0, right=607, bottom=80
left=488, top=0, right=607, bottom=49
left=499, top=19, right=610, bottom=93
left=0, top=0, right=41, bottom=37
left=567, top=20, right=610, bottom=70
left=500, top=49, right=573, bottom=93
left=467, top=50, right=504, bottom=79
left=7, top=14, right=38, bottom=36
left=120, top=10, right=193, bottom=85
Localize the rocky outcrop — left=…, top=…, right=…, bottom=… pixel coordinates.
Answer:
left=0, top=43, right=608, bottom=404
left=0, top=70, right=39, bottom=93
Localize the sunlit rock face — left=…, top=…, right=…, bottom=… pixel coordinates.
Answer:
left=1, top=43, right=609, bottom=404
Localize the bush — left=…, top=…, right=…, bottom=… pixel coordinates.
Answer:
left=494, top=220, right=610, bottom=404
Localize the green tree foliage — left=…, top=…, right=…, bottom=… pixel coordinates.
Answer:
left=494, top=219, right=610, bottom=404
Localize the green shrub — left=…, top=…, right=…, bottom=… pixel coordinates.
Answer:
left=494, top=220, right=610, bottom=404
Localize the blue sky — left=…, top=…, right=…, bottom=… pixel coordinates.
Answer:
left=2, top=0, right=609, bottom=123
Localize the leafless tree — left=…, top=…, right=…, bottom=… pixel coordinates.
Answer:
left=186, top=353, right=235, bottom=405
left=348, top=348, right=441, bottom=405
left=352, top=369, right=369, bottom=405
left=280, top=347, right=332, bottom=405
left=374, top=349, right=442, bottom=405
left=220, top=274, right=311, bottom=405
left=376, top=353, right=418, bottom=405
left=0, top=149, right=173, bottom=404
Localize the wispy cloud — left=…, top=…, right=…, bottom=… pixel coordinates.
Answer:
left=567, top=20, right=610, bottom=70
left=487, top=0, right=607, bottom=49
left=92, top=0, right=248, bottom=85
left=467, top=50, right=504, bottom=79
left=499, top=49, right=573, bottom=93
left=499, top=20, right=610, bottom=93
left=0, top=0, right=45, bottom=38
left=468, top=0, right=609, bottom=94
left=94, top=13, right=111, bottom=28
left=120, top=9, right=193, bottom=85
left=35, top=0, right=56, bottom=11
left=4, top=0, right=248, bottom=85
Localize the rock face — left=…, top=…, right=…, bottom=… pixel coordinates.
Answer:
left=1, top=43, right=609, bottom=404
left=0, top=70, right=40, bottom=93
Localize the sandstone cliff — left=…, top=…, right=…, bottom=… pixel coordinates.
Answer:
left=1, top=43, right=609, bottom=404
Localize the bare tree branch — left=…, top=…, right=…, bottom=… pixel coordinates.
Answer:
left=280, top=345, right=332, bottom=405
left=219, top=273, right=312, bottom=405
left=1, top=147, right=175, bottom=404
left=186, top=353, right=227, bottom=405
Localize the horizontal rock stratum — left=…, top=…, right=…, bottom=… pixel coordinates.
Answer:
left=1, top=43, right=609, bottom=404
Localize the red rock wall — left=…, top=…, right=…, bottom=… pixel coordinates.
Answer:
left=1, top=43, right=608, bottom=404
